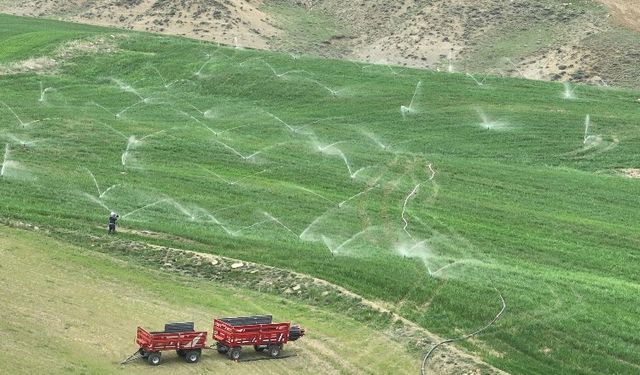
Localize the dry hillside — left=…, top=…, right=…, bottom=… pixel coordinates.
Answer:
left=0, top=0, right=279, bottom=48
left=0, top=0, right=638, bottom=84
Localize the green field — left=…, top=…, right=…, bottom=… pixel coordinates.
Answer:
left=1, top=13, right=639, bottom=374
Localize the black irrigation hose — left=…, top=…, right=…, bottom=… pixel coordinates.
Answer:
left=420, top=288, right=506, bottom=375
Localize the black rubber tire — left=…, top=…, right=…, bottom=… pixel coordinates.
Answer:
left=254, top=345, right=266, bottom=352
left=268, top=344, right=281, bottom=358
left=138, top=348, right=149, bottom=358
left=176, top=349, right=186, bottom=357
left=185, top=350, right=200, bottom=363
left=228, top=347, right=241, bottom=361
left=216, top=343, right=229, bottom=354
left=147, top=352, right=161, bottom=366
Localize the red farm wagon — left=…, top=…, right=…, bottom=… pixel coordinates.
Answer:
left=213, top=315, right=305, bottom=360
left=122, top=316, right=305, bottom=365
left=133, top=322, right=208, bottom=366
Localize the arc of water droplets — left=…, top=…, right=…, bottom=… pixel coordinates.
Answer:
left=583, top=114, right=591, bottom=144
left=214, top=139, right=289, bottom=161
left=1, top=101, right=39, bottom=127
left=306, top=79, right=340, bottom=96
left=321, top=226, right=379, bottom=256
left=466, top=73, right=487, bottom=86
left=150, top=66, right=191, bottom=89
left=263, top=61, right=306, bottom=78
left=361, top=130, right=388, bottom=150
left=299, top=209, right=334, bottom=240
left=334, top=227, right=378, bottom=254
left=86, top=173, right=118, bottom=198
left=294, top=185, right=335, bottom=204
left=229, top=220, right=270, bottom=236
left=263, top=211, right=297, bottom=236
left=5, top=134, right=40, bottom=148
left=266, top=112, right=296, bottom=132
left=338, top=184, right=379, bottom=208
left=121, top=199, right=170, bottom=219
left=401, top=81, right=422, bottom=118
left=39, top=82, right=55, bottom=102
left=121, top=136, right=138, bottom=167
left=0, top=144, right=9, bottom=177
left=180, top=110, right=221, bottom=136
left=83, top=192, right=111, bottom=212
left=408, top=81, right=422, bottom=110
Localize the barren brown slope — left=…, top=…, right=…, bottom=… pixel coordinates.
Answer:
left=0, top=0, right=279, bottom=49
left=596, top=0, right=640, bottom=32
left=302, top=0, right=637, bottom=86
left=1, top=0, right=639, bottom=87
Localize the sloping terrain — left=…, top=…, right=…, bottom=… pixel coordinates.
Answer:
left=0, top=0, right=279, bottom=49
left=0, top=226, right=424, bottom=374
left=1, top=0, right=639, bottom=88
left=597, top=0, right=640, bottom=31
left=1, top=13, right=640, bottom=375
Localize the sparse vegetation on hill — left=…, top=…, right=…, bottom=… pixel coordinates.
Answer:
left=1, top=0, right=639, bottom=88
left=0, top=13, right=639, bottom=375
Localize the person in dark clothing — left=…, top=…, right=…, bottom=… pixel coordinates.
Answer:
left=108, top=212, right=119, bottom=234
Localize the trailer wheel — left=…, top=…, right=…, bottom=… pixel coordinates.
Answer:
left=216, top=343, right=229, bottom=354
left=147, top=352, right=161, bottom=366
left=254, top=345, right=265, bottom=352
left=185, top=350, right=201, bottom=363
left=138, top=348, right=149, bottom=358
left=228, top=347, right=241, bottom=361
left=176, top=349, right=186, bottom=357
left=268, top=344, right=281, bottom=358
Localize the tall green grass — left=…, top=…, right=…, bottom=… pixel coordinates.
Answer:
left=1, top=14, right=639, bottom=374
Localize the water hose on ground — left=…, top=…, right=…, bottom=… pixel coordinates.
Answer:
left=420, top=287, right=506, bottom=375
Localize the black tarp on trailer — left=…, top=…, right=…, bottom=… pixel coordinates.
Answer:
left=163, top=322, right=195, bottom=333
left=218, top=315, right=273, bottom=326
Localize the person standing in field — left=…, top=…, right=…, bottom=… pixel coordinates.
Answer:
left=108, top=212, right=119, bottom=234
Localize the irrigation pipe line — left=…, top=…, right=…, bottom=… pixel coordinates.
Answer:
left=419, top=287, right=506, bottom=375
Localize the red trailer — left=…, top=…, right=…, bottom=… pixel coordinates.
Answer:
left=213, top=315, right=305, bottom=360
left=134, top=322, right=207, bottom=366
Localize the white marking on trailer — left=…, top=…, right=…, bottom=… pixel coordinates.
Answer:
left=188, top=333, right=203, bottom=348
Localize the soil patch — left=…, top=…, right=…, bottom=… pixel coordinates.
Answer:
left=0, top=35, right=120, bottom=76
left=620, top=168, right=640, bottom=179
left=596, top=0, right=640, bottom=32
